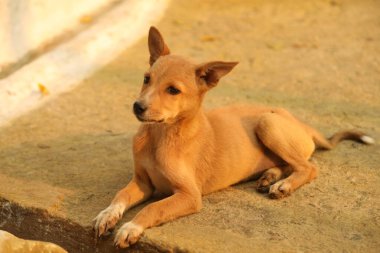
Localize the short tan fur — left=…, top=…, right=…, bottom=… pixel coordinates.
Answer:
left=93, top=27, right=374, bottom=248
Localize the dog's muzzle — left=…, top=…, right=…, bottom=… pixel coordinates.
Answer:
left=133, top=101, right=147, bottom=117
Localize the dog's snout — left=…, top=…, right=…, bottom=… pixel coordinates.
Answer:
left=133, top=102, right=147, bottom=115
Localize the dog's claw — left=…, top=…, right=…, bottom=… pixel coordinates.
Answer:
left=125, top=234, right=130, bottom=244
left=104, top=223, right=108, bottom=235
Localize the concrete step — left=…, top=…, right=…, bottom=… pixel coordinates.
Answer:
left=0, top=0, right=379, bottom=252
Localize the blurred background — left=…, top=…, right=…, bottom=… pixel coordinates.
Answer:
left=0, top=0, right=113, bottom=76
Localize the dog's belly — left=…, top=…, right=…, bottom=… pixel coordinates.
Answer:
left=202, top=106, right=284, bottom=193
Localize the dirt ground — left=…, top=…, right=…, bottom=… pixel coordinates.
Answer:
left=0, top=0, right=379, bottom=252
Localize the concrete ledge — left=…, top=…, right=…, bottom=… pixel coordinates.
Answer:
left=0, top=198, right=167, bottom=253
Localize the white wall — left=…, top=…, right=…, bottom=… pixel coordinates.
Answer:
left=0, top=0, right=112, bottom=72
left=0, top=0, right=170, bottom=127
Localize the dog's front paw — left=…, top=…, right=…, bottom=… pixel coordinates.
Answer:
left=114, top=222, right=144, bottom=248
left=269, top=180, right=292, bottom=199
left=93, top=203, right=125, bottom=238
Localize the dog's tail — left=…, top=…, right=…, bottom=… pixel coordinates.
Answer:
left=311, top=129, right=374, bottom=150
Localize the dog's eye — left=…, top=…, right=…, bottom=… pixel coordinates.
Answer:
left=143, top=75, right=150, bottom=84
left=166, top=86, right=181, bottom=95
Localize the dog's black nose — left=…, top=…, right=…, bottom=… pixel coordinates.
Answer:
left=133, top=102, right=147, bottom=115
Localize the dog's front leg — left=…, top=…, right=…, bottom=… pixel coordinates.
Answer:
left=93, top=170, right=153, bottom=238
left=114, top=188, right=201, bottom=248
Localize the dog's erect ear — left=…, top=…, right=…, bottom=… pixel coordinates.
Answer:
left=148, top=26, right=170, bottom=66
left=196, top=61, right=238, bottom=89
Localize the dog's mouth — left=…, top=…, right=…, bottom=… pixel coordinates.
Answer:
left=135, top=114, right=164, bottom=124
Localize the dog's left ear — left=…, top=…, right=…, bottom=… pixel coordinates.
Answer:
left=196, top=61, right=238, bottom=89
left=148, top=26, right=170, bottom=66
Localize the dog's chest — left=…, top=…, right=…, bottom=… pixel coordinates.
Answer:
left=140, top=153, right=173, bottom=195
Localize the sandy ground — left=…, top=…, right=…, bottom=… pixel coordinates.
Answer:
left=0, top=0, right=379, bottom=252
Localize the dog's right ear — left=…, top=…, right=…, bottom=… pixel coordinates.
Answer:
left=148, top=26, right=170, bottom=66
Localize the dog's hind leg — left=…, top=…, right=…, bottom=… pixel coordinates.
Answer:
left=256, top=166, right=292, bottom=193
left=255, top=112, right=317, bottom=198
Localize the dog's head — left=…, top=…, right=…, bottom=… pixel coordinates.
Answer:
left=133, top=27, right=238, bottom=124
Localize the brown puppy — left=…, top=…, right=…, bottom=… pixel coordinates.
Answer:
left=93, top=27, right=374, bottom=248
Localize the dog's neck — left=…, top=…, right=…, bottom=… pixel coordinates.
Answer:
left=144, top=108, right=209, bottom=144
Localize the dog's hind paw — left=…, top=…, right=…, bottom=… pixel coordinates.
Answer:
left=268, top=180, right=292, bottom=199
left=257, top=167, right=284, bottom=193
left=257, top=174, right=277, bottom=193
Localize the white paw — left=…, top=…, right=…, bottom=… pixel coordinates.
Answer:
left=114, top=222, right=144, bottom=248
left=93, top=203, right=125, bottom=237
left=269, top=180, right=292, bottom=199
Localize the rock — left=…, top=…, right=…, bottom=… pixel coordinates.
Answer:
left=0, top=230, right=67, bottom=253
